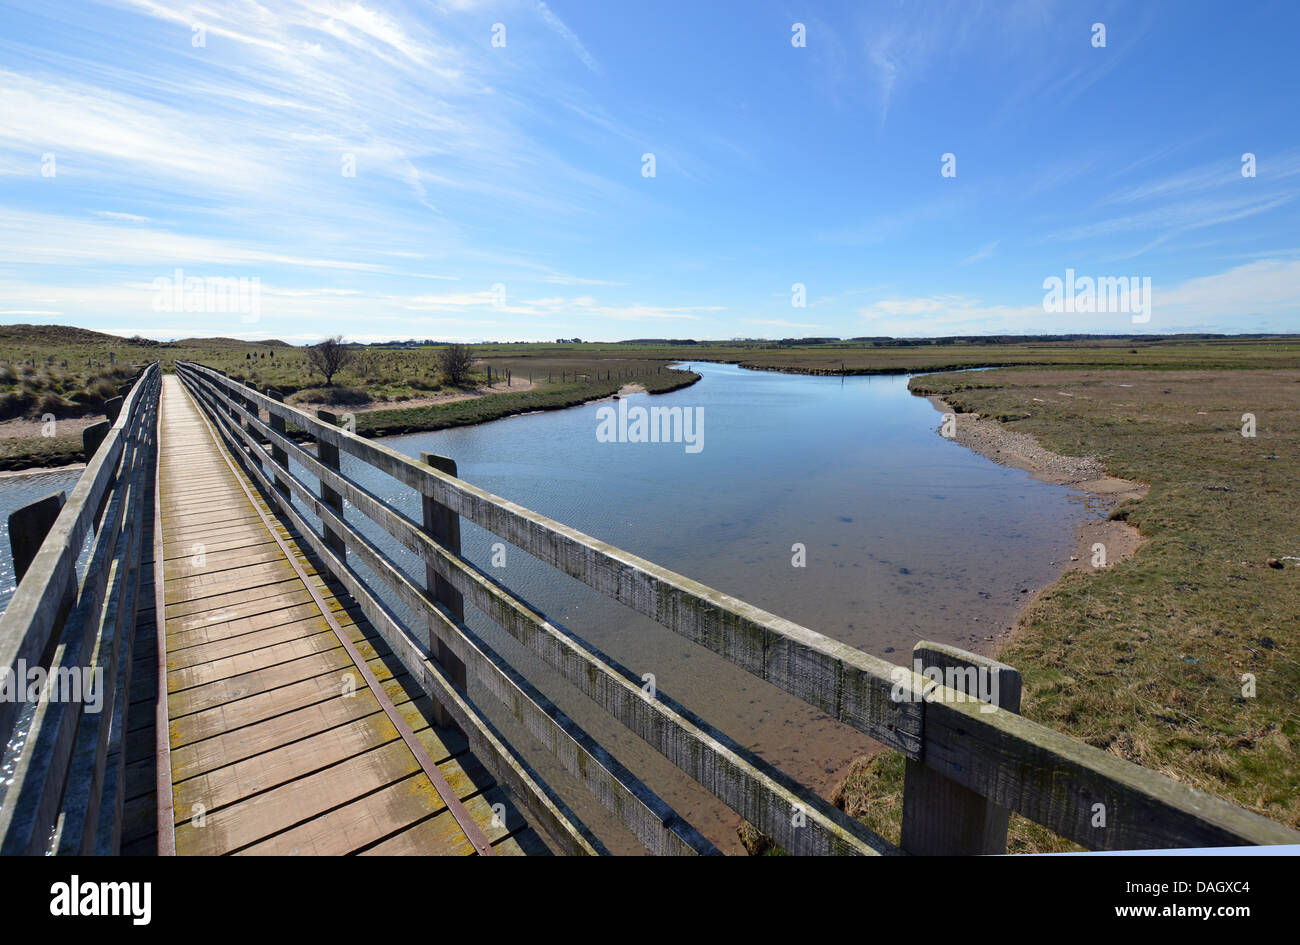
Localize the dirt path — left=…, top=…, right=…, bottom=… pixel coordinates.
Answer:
left=0, top=414, right=98, bottom=440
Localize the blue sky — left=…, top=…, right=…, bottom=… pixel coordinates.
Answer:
left=1, top=0, right=1298, bottom=343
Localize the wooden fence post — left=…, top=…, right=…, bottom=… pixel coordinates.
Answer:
left=316, top=410, right=347, bottom=562
left=8, top=492, right=66, bottom=584
left=103, top=396, right=124, bottom=424
left=239, top=384, right=253, bottom=433
left=901, top=641, right=1022, bottom=855
left=420, top=451, right=468, bottom=730
left=265, top=389, right=290, bottom=505
left=82, top=420, right=110, bottom=461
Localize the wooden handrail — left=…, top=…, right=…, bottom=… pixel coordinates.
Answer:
left=175, top=361, right=1300, bottom=853
left=0, top=363, right=161, bottom=855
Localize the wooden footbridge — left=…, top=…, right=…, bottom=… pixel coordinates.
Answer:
left=1, top=361, right=1296, bottom=856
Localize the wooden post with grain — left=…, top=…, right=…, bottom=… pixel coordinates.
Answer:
left=8, top=492, right=67, bottom=585
left=901, top=640, right=1022, bottom=855
left=265, top=388, right=290, bottom=505
left=316, top=409, right=347, bottom=561
left=420, top=450, right=468, bottom=730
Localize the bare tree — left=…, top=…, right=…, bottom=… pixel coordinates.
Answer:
left=438, top=343, right=474, bottom=387
left=306, top=336, right=354, bottom=386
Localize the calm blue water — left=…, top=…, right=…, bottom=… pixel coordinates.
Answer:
left=320, top=362, right=1089, bottom=851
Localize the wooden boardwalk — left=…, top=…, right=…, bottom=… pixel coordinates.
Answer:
left=144, top=375, right=538, bottom=855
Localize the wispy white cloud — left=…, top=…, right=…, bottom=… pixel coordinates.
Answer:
left=536, top=2, right=601, bottom=73
left=960, top=240, right=999, bottom=266
left=857, top=257, right=1300, bottom=336
left=740, top=318, right=824, bottom=330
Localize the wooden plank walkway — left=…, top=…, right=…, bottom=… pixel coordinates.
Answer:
left=149, top=375, right=540, bottom=855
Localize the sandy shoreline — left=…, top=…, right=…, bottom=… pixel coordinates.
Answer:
left=924, top=394, right=1147, bottom=649
left=345, top=378, right=538, bottom=414
left=0, top=462, right=86, bottom=479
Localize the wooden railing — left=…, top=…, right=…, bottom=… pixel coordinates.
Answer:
left=174, top=361, right=1300, bottom=855
left=0, top=362, right=161, bottom=855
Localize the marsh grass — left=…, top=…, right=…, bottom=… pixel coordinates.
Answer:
left=833, top=364, right=1300, bottom=849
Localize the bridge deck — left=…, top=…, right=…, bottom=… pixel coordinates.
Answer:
left=151, top=375, right=537, bottom=855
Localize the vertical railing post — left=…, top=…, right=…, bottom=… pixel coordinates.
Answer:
left=82, top=420, right=110, bottom=461
left=900, top=641, right=1022, bottom=855
left=265, top=388, right=290, bottom=505
left=217, top=371, right=239, bottom=426
left=419, top=451, right=468, bottom=730
left=238, top=383, right=252, bottom=434
left=239, top=383, right=259, bottom=462
left=316, top=410, right=347, bottom=563
left=8, top=492, right=67, bottom=584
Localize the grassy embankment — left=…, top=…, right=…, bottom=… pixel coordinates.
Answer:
left=832, top=360, right=1300, bottom=851
left=0, top=326, right=698, bottom=469
left=475, top=336, right=1300, bottom=373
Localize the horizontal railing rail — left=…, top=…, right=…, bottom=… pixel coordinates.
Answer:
left=0, top=362, right=161, bottom=855
left=175, top=361, right=1300, bottom=854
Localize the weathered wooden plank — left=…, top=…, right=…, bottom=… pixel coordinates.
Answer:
left=236, top=761, right=498, bottom=856
left=171, top=697, right=443, bottom=818
left=355, top=784, right=522, bottom=857
left=173, top=736, right=475, bottom=855
left=0, top=368, right=144, bottom=749
left=166, top=620, right=387, bottom=694
left=921, top=688, right=1300, bottom=850
left=169, top=658, right=410, bottom=749
left=167, top=646, right=400, bottom=719
left=171, top=687, right=425, bottom=781
left=163, top=577, right=323, bottom=622
left=165, top=611, right=361, bottom=671
left=166, top=598, right=354, bottom=651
